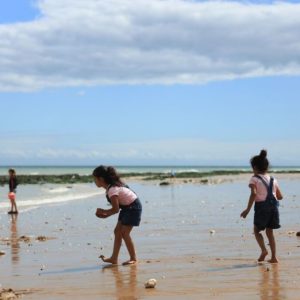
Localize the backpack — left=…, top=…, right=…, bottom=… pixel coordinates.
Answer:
left=254, top=175, right=279, bottom=207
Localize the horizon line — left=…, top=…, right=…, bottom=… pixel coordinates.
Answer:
left=1, top=165, right=300, bottom=168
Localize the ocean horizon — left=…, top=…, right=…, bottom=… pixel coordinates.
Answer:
left=1, top=165, right=300, bottom=176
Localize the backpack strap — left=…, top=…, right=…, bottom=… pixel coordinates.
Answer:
left=254, top=175, right=274, bottom=196
left=107, top=183, right=131, bottom=192
left=254, top=175, right=278, bottom=206
left=106, top=183, right=137, bottom=201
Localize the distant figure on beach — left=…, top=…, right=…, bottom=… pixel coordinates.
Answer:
left=93, top=165, right=142, bottom=265
left=8, top=168, right=18, bottom=214
left=170, top=169, right=176, bottom=178
left=240, top=150, right=283, bottom=263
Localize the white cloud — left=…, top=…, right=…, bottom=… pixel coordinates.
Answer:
left=1, top=0, right=300, bottom=91
left=1, top=135, right=300, bottom=165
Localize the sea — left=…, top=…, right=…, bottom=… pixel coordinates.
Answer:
left=0, top=165, right=299, bottom=214
left=1, top=165, right=300, bottom=176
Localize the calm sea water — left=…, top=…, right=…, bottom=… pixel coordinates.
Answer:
left=1, top=165, right=300, bottom=176
left=1, top=165, right=299, bottom=216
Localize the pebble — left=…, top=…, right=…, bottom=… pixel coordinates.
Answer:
left=144, top=278, right=157, bottom=288
left=210, top=229, right=216, bottom=235
left=19, top=236, right=31, bottom=243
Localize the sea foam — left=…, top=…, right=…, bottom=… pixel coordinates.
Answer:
left=0, top=186, right=104, bottom=213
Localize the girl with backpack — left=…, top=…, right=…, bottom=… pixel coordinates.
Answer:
left=240, top=150, right=283, bottom=263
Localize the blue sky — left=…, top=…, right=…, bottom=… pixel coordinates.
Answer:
left=1, top=0, right=300, bottom=166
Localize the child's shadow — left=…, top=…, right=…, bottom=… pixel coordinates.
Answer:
left=41, top=265, right=100, bottom=275
left=205, top=262, right=258, bottom=272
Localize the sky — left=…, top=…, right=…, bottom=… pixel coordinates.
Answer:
left=1, top=0, right=300, bottom=166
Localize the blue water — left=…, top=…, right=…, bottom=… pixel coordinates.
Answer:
left=1, top=165, right=299, bottom=176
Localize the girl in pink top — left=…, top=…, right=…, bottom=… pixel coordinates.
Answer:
left=240, top=150, right=283, bottom=263
left=93, top=165, right=142, bottom=266
left=8, top=168, right=18, bottom=214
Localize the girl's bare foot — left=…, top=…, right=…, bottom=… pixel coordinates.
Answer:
left=99, top=255, right=118, bottom=265
left=258, top=251, right=268, bottom=262
left=268, top=258, right=279, bottom=264
left=122, top=259, right=137, bottom=266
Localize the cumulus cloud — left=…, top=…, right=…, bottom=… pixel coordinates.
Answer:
left=0, top=0, right=300, bottom=91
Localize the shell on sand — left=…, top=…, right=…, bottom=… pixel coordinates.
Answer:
left=144, top=278, right=157, bottom=288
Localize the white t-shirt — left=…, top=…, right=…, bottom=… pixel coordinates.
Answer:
left=107, top=186, right=137, bottom=206
left=249, top=174, right=279, bottom=202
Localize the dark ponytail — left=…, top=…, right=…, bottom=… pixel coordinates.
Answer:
left=92, top=165, right=123, bottom=186
left=250, top=149, right=269, bottom=173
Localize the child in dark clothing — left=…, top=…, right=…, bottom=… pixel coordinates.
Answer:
left=8, top=168, right=18, bottom=214
left=240, top=150, right=283, bottom=263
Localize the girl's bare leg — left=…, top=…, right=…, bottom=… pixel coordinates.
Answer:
left=8, top=201, right=15, bottom=213
left=266, top=228, right=278, bottom=263
left=100, top=222, right=122, bottom=264
left=120, top=225, right=137, bottom=265
left=254, top=226, right=268, bottom=262
left=13, top=200, right=18, bottom=213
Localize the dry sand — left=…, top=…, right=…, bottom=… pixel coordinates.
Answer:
left=1, top=174, right=300, bottom=299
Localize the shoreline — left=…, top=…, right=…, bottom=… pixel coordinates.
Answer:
left=1, top=170, right=300, bottom=186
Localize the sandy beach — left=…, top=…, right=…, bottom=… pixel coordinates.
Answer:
left=1, top=173, right=300, bottom=299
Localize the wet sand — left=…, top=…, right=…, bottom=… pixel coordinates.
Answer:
left=1, top=174, right=300, bottom=299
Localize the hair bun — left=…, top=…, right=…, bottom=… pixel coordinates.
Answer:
left=107, top=166, right=115, bottom=173
left=259, top=149, right=267, bottom=159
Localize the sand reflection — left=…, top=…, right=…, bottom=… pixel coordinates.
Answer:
left=259, top=264, right=285, bottom=300
left=103, top=265, right=138, bottom=300
left=10, top=214, right=20, bottom=264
